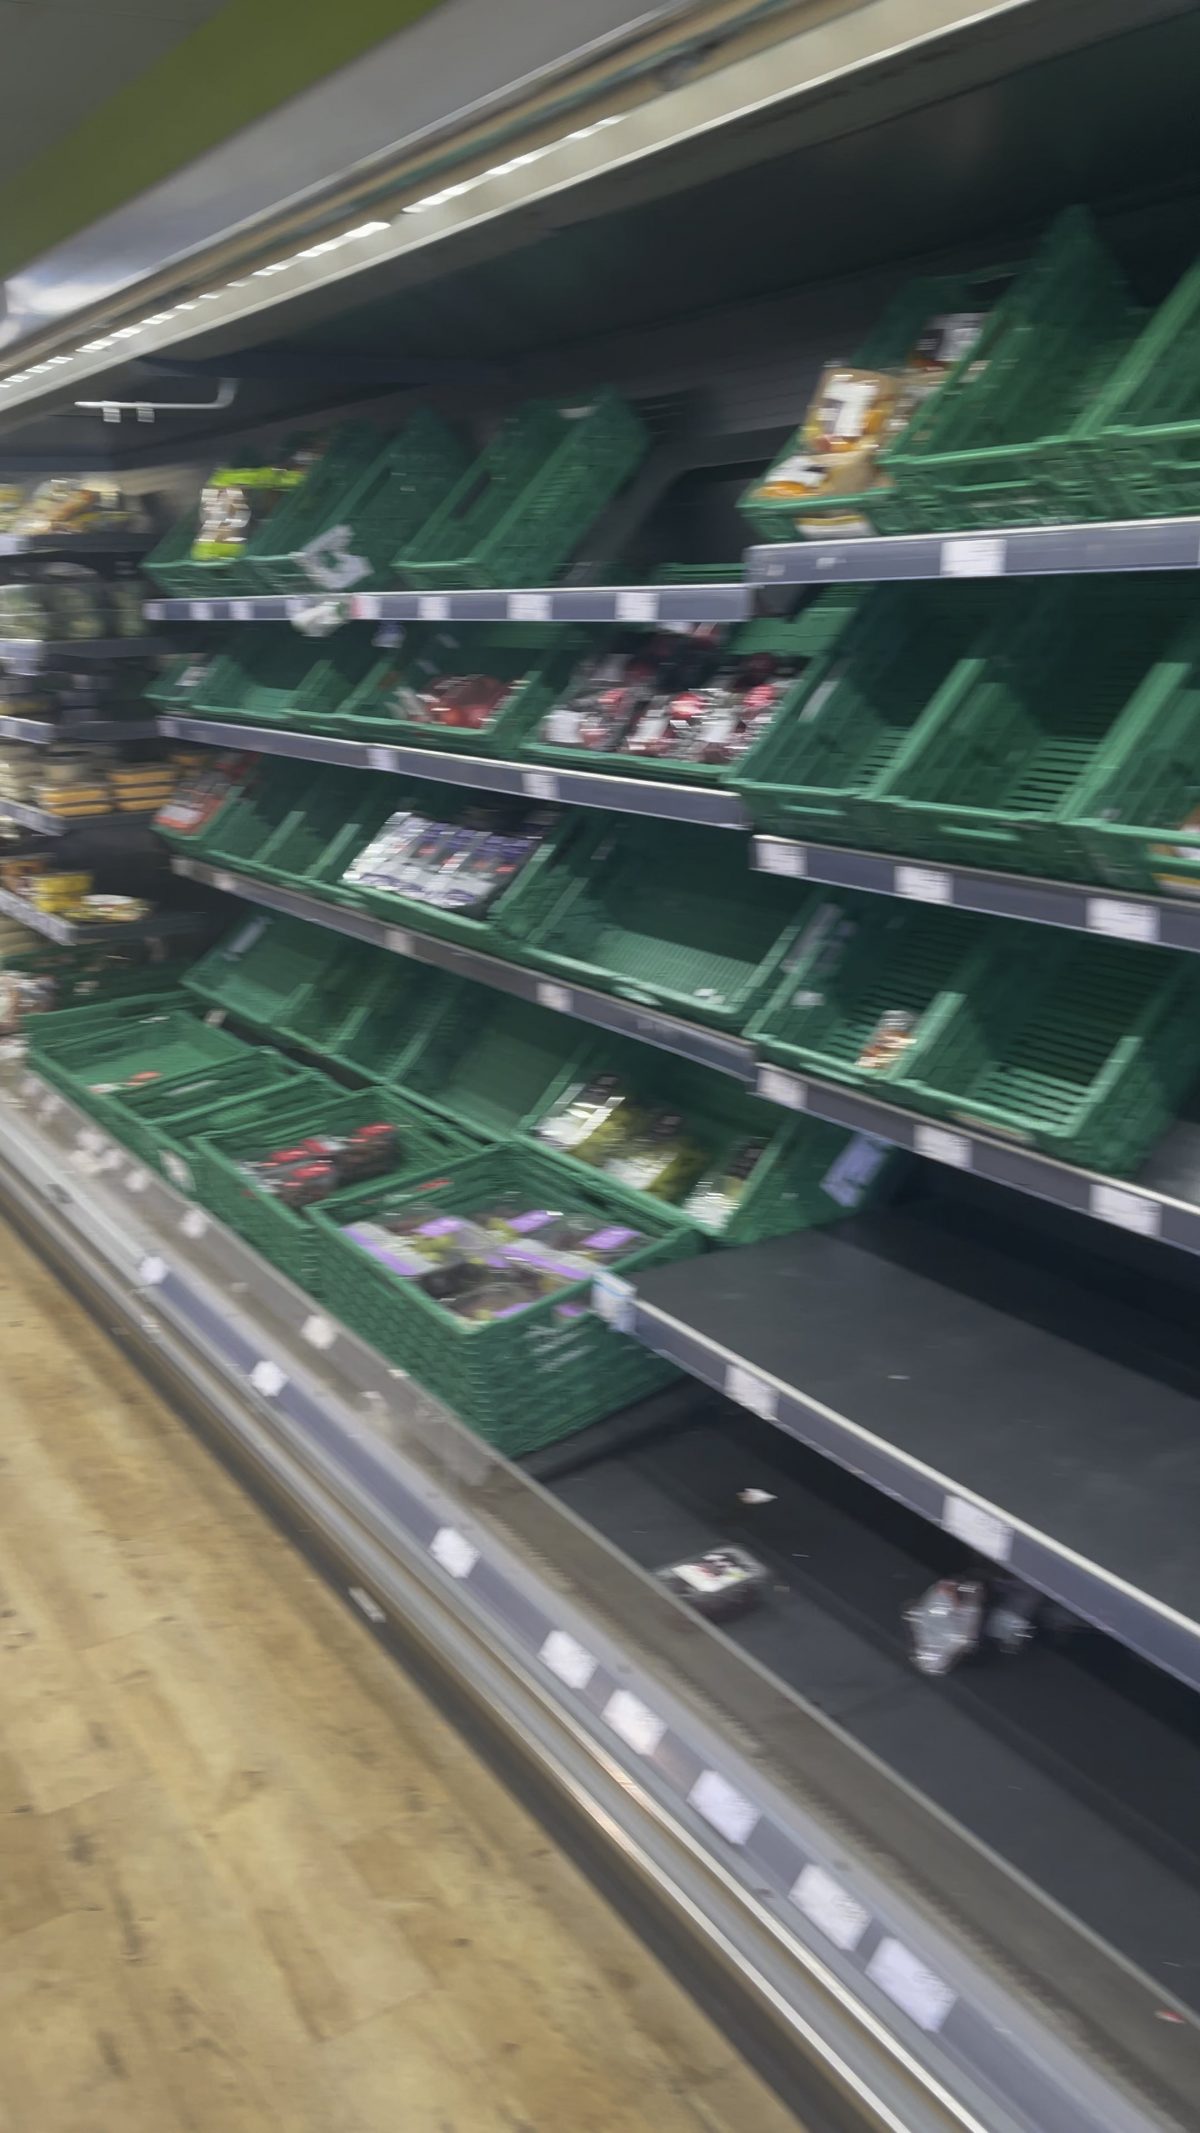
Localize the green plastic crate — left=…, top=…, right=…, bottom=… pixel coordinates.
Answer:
left=861, top=579, right=1194, bottom=876
left=192, top=1085, right=474, bottom=1289
left=735, top=584, right=1008, bottom=841
left=32, top=1008, right=247, bottom=1125
left=333, top=622, right=589, bottom=756
left=192, top=760, right=319, bottom=870
left=520, top=1032, right=897, bottom=1242
left=108, top=1051, right=330, bottom=1178
left=881, top=209, right=1145, bottom=530
left=749, top=893, right=992, bottom=1093
left=521, top=600, right=857, bottom=788
left=310, top=1143, right=697, bottom=1451
left=247, top=768, right=378, bottom=888
left=23, top=987, right=191, bottom=1056
left=396, top=976, right=593, bottom=1138
left=1084, top=257, right=1200, bottom=518
left=898, top=929, right=1200, bottom=1171
left=393, top=393, right=648, bottom=588
left=184, top=913, right=342, bottom=1027
left=328, top=958, right=450, bottom=1083
left=1066, top=615, right=1200, bottom=895
left=495, top=816, right=803, bottom=1029
left=740, top=266, right=1016, bottom=542
left=280, top=940, right=396, bottom=1059
left=144, top=648, right=231, bottom=711
left=243, top=412, right=468, bottom=592
left=186, top=627, right=380, bottom=731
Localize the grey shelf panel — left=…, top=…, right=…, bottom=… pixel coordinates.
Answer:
left=0, top=885, right=205, bottom=946
left=746, top=518, right=1200, bottom=585
left=157, top=715, right=748, bottom=827
left=146, top=584, right=755, bottom=624
left=753, top=837, right=1200, bottom=953
left=168, top=855, right=756, bottom=1079
left=0, top=637, right=162, bottom=671
left=623, top=1222, right=1200, bottom=1695
left=0, top=531, right=147, bottom=561
left=2, top=1066, right=1183, bottom=2133
left=0, top=799, right=67, bottom=835
left=0, top=715, right=160, bottom=744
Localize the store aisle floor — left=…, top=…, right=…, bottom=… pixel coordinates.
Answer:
left=0, top=1218, right=799, bottom=2133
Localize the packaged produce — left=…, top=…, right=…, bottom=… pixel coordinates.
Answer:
left=1150, top=806, right=1200, bottom=899
left=154, top=752, right=258, bottom=836
left=680, top=1138, right=769, bottom=1230
left=383, top=662, right=523, bottom=735
left=342, top=801, right=556, bottom=915
left=191, top=447, right=320, bottom=563
left=539, top=630, right=803, bottom=766
left=340, top=1189, right=647, bottom=1325
left=601, top=1110, right=707, bottom=1200
left=242, top=1120, right=402, bottom=1208
left=856, top=1010, right=919, bottom=1073
left=905, top=1578, right=987, bottom=1676
left=10, top=479, right=148, bottom=540
left=535, top=1073, right=641, bottom=1161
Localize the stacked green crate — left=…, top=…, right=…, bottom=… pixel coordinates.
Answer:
left=393, top=976, right=596, bottom=1139
left=243, top=412, right=467, bottom=592
left=333, top=623, right=589, bottom=755
left=1084, top=254, right=1200, bottom=518
left=185, top=627, right=381, bottom=730
left=394, top=393, right=647, bottom=588
left=496, top=816, right=803, bottom=1028
left=326, top=958, right=448, bottom=1083
left=858, top=578, right=1193, bottom=876
left=309, top=1143, right=698, bottom=1451
left=107, top=1053, right=330, bottom=1180
left=30, top=1004, right=247, bottom=1126
left=184, top=913, right=341, bottom=1028
left=183, top=759, right=315, bottom=872
left=1066, top=615, right=1200, bottom=894
left=735, top=583, right=1010, bottom=841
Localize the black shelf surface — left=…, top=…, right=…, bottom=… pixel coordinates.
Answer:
left=626, top=1196, right=1200, bottom=1691
left=746, top=518, right=1200, bottom=586
left=753, top=837, right=1200, bottom=954
left=168, top=854, right=757, bottom=1080
left=156, top=715, right=749, bottom=827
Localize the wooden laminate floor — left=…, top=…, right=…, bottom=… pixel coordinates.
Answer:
left=0, top=1215, right=799, bottom=2132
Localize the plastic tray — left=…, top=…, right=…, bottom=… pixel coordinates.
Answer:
left=32, top=1007, right=248, bottom=1125
left=310, top=1143, right=696, bottom=1451
left=1084, top=257, right=1200, bottom=518
left=393, top=393, right=647, bottom=588
left=108, top=1052, right=329, bottom=1178
left=397, top=977, right=591, bottom=1139
left=496, top=815, right=803, bottom=1029
left=1066, top=614, right=1200, bottom=894
left=333, top=622, right=588, bottom=756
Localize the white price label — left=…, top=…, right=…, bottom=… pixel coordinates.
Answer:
left=418, top=595, right=450, bottom=621
left=536, top=981, right=572, bottom=1014
left=302, top=1312, right=337, bottom=1351
left=192, top=600, right=213, bottom=621
left=791, top=1864, right=870, bottom=1952
left=124, top=1167, right=150, bottom=1195
left=385, top=927, right=414, bottom=957
left=231, top=599, right=255, bottom=622
left=348, top=1585, right=386, bottom=1624
left=756, top=840, right=807, bottom=878
left=38, top=1092, right=61, bottom=1120
left=75, top=1127, right=104, bottom=1154
left=212, top=871, right=236, bottom=894
left=940, top=536, right=1006, bottom=578
left=688, top=1770, right=759, bottom=1846
left=159, top=716, right=179, bottom=738
left=430, top=1527, right=478, bottom=1580
left=614, top=589, right=659, bottom=623
left=353, top=594, right=383, bottom=621
left=162, top=1152, right=192, bottom=1192
left=1085, top=896, right=1160, bottom=944
left=757, top=1065, right=807, bottom=1110
left=540, top=1629, right=597, bottom=1691
left=724, top=1363, right=778, bottom=1422
left=942, top=1494, right=1013, bottom=1563
left=522, top=770, right=559, bottom=801
left=591, top=1270, right=634, bottom=1331
left=368, top=745, right=398, bottom=772
left=603, top=1689, right=665, bottom=1757
left=203, top=1009, right=226, bottom=1028
left=866, top=1938, right=956, bottom=2034
left=138, top=1256, right=168, bottom=1288
left=1089, top=1182, right=1162, bottom=1238
left=250, top=1359, right=287, bottom=1399
left=179, top=1207, right=209, bottom=1240
left=913, top=1124, right=972, bottom=1170
left=894, top=864, right=953, bottom=905
left=508, top=592, right=552, bottom=621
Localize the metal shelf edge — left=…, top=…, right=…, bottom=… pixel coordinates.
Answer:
left=746, top=518, right=1200, bottom=585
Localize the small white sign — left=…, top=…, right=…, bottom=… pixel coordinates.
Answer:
left=385, top=927, right=414, bottom=957
left=250, top=1359, right=287, bottom=1399
left=724, top=1363, right=778, bottom=1422
left=540, top=1629, right=597, bottom=1691
left=591, top=1270, right=634, bottom=1331
left=75, top=1127, right=104, bottom=1154
left=756, top=841, right=807, bottom=879
left=179, top=1207, right=209, bottom=1240
left=913, top=1124, right=972, bottom=1170
left=124, top=1167, right=150, bottom=1194
left=757, top=1065, right=807, bottom=1111
left=1090, top=1182, right=1162, bottom=1238
left=688, top=1770, right=759, bottom=1846
left=894, top=864, right=953, bottom=906
left=791, top=1863, right=870, bottom=1952
left=603, top=1688, right=666, bottom=1757
left=162, top=1152, right=192, bottom=1192
left=417, top=594, right=450, bottom=620
left=508, top=592, right=552, bottom=622
left=353, top=594, right=382, bottom=621
left=159, top=716, right=179, bottom=738
left=231, top=600, right=255, bottom=622
left=138, top=1255, right=168, bottom=1287
left=301, top=1312, right=337, bottom=1351
left=212, top=871, right=236, bottom=894
left=942, top=1494, right=1013, bottom=1563
left=940, top=536, right=1006, bottom=579
left=866, top=1938, right=956, bottom=2034
left=38, top=1092, right=61, bottom=1120
left=430, top=1526, right=479, bottom=1580
left=614, top=589, right=659, bottom=624
left=348, top=1585, right=386, bottom=1624
left=1085, top=896, right=1160, bottom=945
left=522, top=770, right=559, bottom=802
left=203, top=1009, right=226, bottom=1029
left=536, top=981, right=572, bottom=1014
left=368, top=745, right=398, bottom=772
left=193, top=600, right=213, bottom=621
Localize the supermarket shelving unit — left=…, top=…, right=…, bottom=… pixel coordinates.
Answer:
left=2, top=4, right=1200, bottom=2128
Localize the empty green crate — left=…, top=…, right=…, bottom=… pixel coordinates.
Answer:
left=185, top=913, right=342, bottom=1027
left=1065, top=616, right=1200, bottom=894
left=187, top=628, right=379, bottom=730
left=243, top=412, right=468, bottom=592
left=32, top=1008, right=247, bottom=1125
left=108, top=1051, right=330, bottom=1177
left=1084, top=256, right=1200, bottom=518
left=329, top=959, right=450, bottom=1083
left=861, top=579, right=1193, bottom=876
left=520, top=1032, right=897, bottom=1242
left=194, top=761, right=317, bottom=869
left=882, top=209, right=1144, bottom=530
left=735, top=584, right=1008, bottom=842
left=280, top=940, right=394, bottom=1057
left=310, top=1143, right=697, bottom=1451
left=334, top=623, right=589, bottom=755
left=749, top=893, right=992, bottom=1093
left=394, top=393, right=648, bottom=588
left=144, top=648, right=231, bottom=710
left=396, top=977, right=593, bottom=1138
left=247, top=769, right=377, bottom=887
left=25, top=988, right=191, bottom=1058
left=192, top=1085, right=474, bottom=1290
left=898, top=930, right=1200, bottom=1171
left=495, top=816, right=803, bottom=1029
